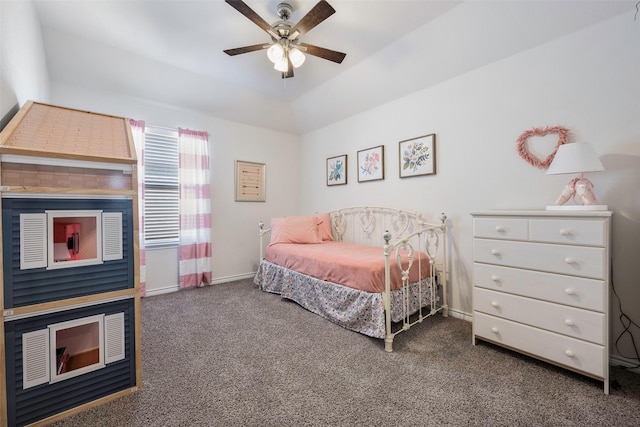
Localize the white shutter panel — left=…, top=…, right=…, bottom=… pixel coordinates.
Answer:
left=20, top=213, right=48, bottom=270
left=104, top=312, right=125, bottom=364
left=144, top=127, right=179, bottom=244
left=22, top=329, right=50, bottom=389
left=102, top=212, right=123, bottom=261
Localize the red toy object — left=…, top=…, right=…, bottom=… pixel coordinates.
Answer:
left=54, top=222, right=80, bottom=260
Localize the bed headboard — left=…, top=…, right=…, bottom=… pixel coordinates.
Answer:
left=329, top=207, right=445, bottom=246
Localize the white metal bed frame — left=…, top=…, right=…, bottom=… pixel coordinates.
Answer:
left=258, top=207, right=448, bottom=352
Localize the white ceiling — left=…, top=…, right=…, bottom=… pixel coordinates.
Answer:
left=32, top=0, right=634, bottom=134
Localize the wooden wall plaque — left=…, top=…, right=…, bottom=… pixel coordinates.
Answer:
left=235, top=160, right=265, bottom=202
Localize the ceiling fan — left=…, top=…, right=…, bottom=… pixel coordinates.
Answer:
left=223, top=0, right=346, bottom=79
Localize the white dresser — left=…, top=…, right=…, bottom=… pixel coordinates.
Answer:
left=470, top=210, right=612, bottom=394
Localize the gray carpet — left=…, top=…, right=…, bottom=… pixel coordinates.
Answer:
left=50, top=279, right=640, bottom=426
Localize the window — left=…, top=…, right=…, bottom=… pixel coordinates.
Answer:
left=144, top=126, right=179, bottom=245
left=21, top=312, right=126, bottom=389
left=19, top=210, right=123, bottom=270
left=49, top=315, right=105, bottom=384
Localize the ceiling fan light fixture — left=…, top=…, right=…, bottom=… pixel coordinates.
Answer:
left=289, top=47, right=305, bottom=68
left=274, top=56, right=289, bottom=72
left=224, top=0, right=346, bottom=78
left=267, top=43, right=285, bottom=63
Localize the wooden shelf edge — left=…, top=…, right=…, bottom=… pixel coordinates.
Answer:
left=2, top=289, right=136, bottom=319
left=0, top=187, right=136, bottom=196
left=0, top=146, right=137, bottom=164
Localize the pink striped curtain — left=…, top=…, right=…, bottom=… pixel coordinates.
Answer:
left=130, top=119, right=147, bottom=297
left=178, top=128, right=212, bottom=288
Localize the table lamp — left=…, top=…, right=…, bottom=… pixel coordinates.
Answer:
left=546, top=141, right=607, bottom=210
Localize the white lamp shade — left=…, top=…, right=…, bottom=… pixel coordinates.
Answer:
left=274, top=56, right=289, bottom=72
left=546, top=142, right=605, bottom=175
left=289, top=47, right=305, bottom=68
left=267, top=43, right=284, bottom=63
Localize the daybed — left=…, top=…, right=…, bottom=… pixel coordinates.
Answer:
left=254, top=207, right=448, bottom=351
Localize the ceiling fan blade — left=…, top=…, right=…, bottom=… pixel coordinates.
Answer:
left=289, top=0, right=335, bottom=40
left=224, top=44, right=268, bottom=56
left=225, top=0, right=278, bottom=39
left=299, top=43, right=346, bottom=64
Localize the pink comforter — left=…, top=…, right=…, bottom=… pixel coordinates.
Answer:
left=266, top=241, right=431, bottom=293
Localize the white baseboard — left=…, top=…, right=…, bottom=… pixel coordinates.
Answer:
left=144, top=286, right=179, bottom=297
left=211, top=272, right=255, bottom=284
left=447, top=308, right=473, bottom=322
left=610, top=355, right=640, bottom=374
left=143, top=273, right=256, bottom=297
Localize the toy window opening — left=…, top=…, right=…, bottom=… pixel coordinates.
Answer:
left=49, top=315, right=105, bottom=384
left=47, top=210, right=102, bottom=269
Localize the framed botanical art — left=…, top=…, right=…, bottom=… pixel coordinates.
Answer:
left=357, top=145, right=384, bottom=182
left=399, top=133, right=436, bottom=178
left=235, top=160, right=266, bottom=202
left=326, top=154, right=347, bottom=186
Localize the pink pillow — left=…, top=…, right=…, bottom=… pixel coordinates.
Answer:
left=269, top=216, right=322, bottom=245
left=315, top=213, right=334, bottom=241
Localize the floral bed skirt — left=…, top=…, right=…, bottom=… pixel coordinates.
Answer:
left=254, top=260, right=434, bottom=339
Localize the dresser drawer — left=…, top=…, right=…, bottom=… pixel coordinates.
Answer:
left=473, top=263, right=605, bottom=311
left=474, top=239, right=606, bottom=279
left=473, top=217, right=528, bottom=240
left=474, top=288, right=605, bottom=344
left=474, top=312, right=605, bottom=378
left=530, top=219, right=606, bottom=246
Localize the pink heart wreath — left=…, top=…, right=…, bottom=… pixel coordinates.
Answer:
left=516, top=126, right=569, bottom=169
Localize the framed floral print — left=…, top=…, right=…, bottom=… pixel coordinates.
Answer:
left=399, top=134, right=436, bottom=178
left=327, top=154, right=347, bottom=186
left=357, top=145, right=384, bottom=182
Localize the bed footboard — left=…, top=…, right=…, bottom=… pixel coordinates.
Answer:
left=382, top=213, right=448, bottom=352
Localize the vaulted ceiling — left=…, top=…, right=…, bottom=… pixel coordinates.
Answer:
left=32, top=0, right=633, bottom=134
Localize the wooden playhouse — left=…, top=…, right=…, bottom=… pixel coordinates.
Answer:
left=0, top=101, right=142, bottom=426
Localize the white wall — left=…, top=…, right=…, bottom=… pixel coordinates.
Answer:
left=0, top=0, right=50, bottom=115
left=299, top=13, right=640, bottom=362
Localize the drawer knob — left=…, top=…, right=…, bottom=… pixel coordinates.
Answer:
left=491, top=249, right=501, bottom=256
left=564, top=288, right=576, bottom=295
left=491, top=327, right=499, bottom=334
left=565, top=350, right=575, bottom=357
left=491, top=275, right=500, bottom=282
left=564, top=319, right=575, bottom=326
left=564, top=257, right=576, bottom=264
left=491, top=301, right=500, bottom=308
left=495, top=226, right=506, bottom=233
left=559, top=228, right=571, bottom=236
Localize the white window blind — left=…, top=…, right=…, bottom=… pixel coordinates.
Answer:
left=144, top=126, right=179, bottom=245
